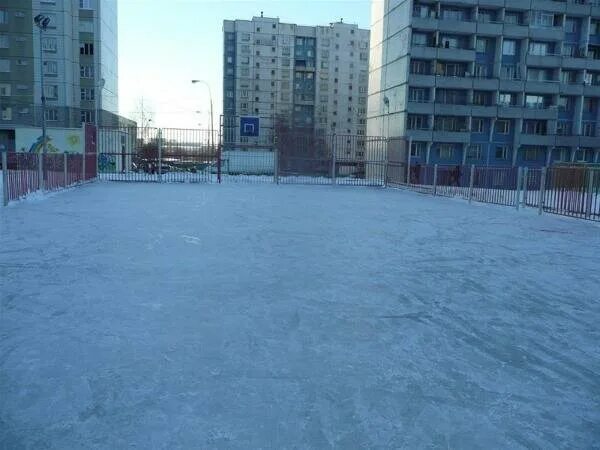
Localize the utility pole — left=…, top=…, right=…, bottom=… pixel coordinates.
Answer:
left=34, top=14, right=51, bottom=154
left=191, top=80, right=215, bottom=153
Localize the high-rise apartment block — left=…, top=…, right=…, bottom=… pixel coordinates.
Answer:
left=223, top=16, right=370, bottom=147
left=368, top=0, right=600, bottom=167
left=0, top=0, right=128, bottom=150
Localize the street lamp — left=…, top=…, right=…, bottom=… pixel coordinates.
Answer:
left=191, top=80, right=214, bottom=153
left=34, top=14, right=51, bottom=154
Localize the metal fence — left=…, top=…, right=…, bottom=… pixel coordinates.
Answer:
left=398, top=163, right=600, bottom=221
left=2, top=151, right=96, bottom=205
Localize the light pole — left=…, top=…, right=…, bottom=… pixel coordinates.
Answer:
left=34, top=14, right=50, bottom=154
left=191, top=80, right=214, bottom=153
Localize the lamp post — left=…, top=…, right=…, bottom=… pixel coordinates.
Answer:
left=191, top=80, right=214, bottom=153
left=34, top=14, right=50, bottom=154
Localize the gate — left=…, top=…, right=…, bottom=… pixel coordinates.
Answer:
left=98, top=127, right=219, bottom=183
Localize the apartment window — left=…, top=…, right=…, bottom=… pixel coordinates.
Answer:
left=0, top=10, right=7, bottom=24
left=79, top=0, right=91, bottom=8
left=583, top=122, right=596, bottom=137
left=1, top=107, right=12, bottom=121
left=523, top=120, right=547, bottom=135
left=472, top=118, right=485, bottom=133
left=43, top=61, right=57, bottom=75
left=523, top=147, right=541, bottom=161
left=80, top=64, right=94, bottom=78
left=81, top=110, right=94, bottom=123
left=562, top=43, right=577, bottom=57
left=434, top=116, right=468, bottom=132
left=527, top=68, right=554, bottom=82
left=436, top=89, right=467, bottom=105
left=409, top=87, right=427, bottom=102
left=476, top=37, right=492, bottom=53
left=584, top=97, right=597, bottom=113
left=80, top=42, right=94, bottom=55
left=441, top=8, right=468, bottom=21
left=241, top=33, right=250, bottom=42
left=407, top=115, right=428, bottom=130
left=79, top=19, right=93, bottom=33
left=467, top=144, right=482, bottom=161
left=411, top=33, right=429, bottom=47
left=474, top=64, right=490, bottom=78
left=561, top=70, right=577, bottom=84
left=241, top=68, right=249, bottom=77
left=473, top=91, right=492, bottom=106
left=528, top=42, right=551, bottom=56
left=81, top=88, right=95, bottom=101
left=556, top=121, right=572, bottom=136
left=495, top=145, right=510, bottom=160
left=439, top=144, right=454, bottom=160
left=504, top=11, right=522, bottom=25
left=0, top=34, right=8, bottom=49
left=591, top=20, right=600, bottom=35
left=45, top=108, right=58, bottom=121
left=558, top=96, right=574, bottom=112
left=532, top=11, right=556, bottom=28
left=565, top=18, right=577, bottom=34
left=555, top=147, right=570, bottom=162
left=438, top=62, right=466, bottom=77
left=0, top=59, right=9, bottom=72
left=0, top=83, right=10, bottom=96
left=44, top=85, right=58, bottom=99
left=502, top=40, right=516, bottom=56
left=496, top=120, right=510, bottom=134
left=478, top=9, right=496, bottom=23
left=501, top=64, right=520, bottom=80
left=525, top=94, right=549, bottom=109
left=410, top=59, right=430, bottom=75
left=410, top=142, right=425, bottom=157
left=498, top=93, right=515, bottom=106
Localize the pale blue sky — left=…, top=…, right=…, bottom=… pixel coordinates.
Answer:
left=118, top=0, right=371, bottom=129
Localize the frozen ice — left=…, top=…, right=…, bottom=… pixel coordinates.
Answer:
left=1, top=182, right=599, bottom=448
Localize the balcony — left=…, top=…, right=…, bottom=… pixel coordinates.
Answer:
left=503, top=23, right=529, bottom=39
left=519, top=133, right=555, bottom=146
left=436, top=47, right=476, bottom=61
left=499, top=79, right=525, bottom=91
left=560, top=83, right=584, bottom=96
left=433, top=130, right=470, bottom=143
left=434, top=75, right=473, bottom=89
left=522, top=107, right=558, bottom=120
left=525, top=80, right=561, bottom=94
left=497, top=106, right=524, bottom=119
left=407, top=101, right=434, bottom=115
left=409, top=74, right=436, bottom=87
left=411, top=16, right=438, bottom=32
left=434, top=103, right=471, bottom=115
left=406, top=129, right=433, bottom=141
left=526, top=54, right=562, bottom=68
left=531, top=0, right=568, bottom=14
left=410, top=45, right=438, bottom=59
left=475, top=21, right=503, bottom=35
left=472, top=77, right=499, bottom=90
left=437, top=20, right=476, bottom=34
left=583, top=84, right=600, bottom=96
left=528, top=26, right=564, bottom=42
left=471, top=105, right=497, bottom=117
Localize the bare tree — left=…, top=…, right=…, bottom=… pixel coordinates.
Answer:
left=131, top=97, right=155, bottom=129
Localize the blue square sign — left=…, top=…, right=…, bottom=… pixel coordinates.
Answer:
left=240, top=116, right=260, bottom=137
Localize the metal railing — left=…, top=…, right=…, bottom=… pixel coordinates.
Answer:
left=2, top=151, right=96, bottom=206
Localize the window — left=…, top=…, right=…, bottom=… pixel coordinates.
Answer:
left=79, top=19, right=94, bottom=33
left=523, top=120, right=547, bottom=135
left=0, top=83, right=10, bottom=96
left=561, top=70, right=577, bottom=84
left=472, top=118, right=485, bottom=133
left=495, top=145, right=510, bottom=160
left=0, top=34, right=9, bottom=49
left=0, top=9, right=7, bottom=24
left=434, top=116, right=468, bottom=132
left=45, top=109, right=58, bottom=121
left=467, top=144, right=482, bottom=160
left=523, top=147, right=540, bottom=161
left=409, top=87, right=427, bottom=102
left=528, top=42, right=551, bottom=56
left=410, top=60, right=430, bottom=75
left=555, top=147, right=570, bottom=162
left=80, top=42, right=94, bottom=55
left=583, top=122, right=595, bottom=137
left=527, top=68, right=554, bottom=82
left=474, top=64, right=490, bottom=78
left=502, top=40, right=516, bottom=56
left=501, top=64, right=520, bottom=80
left=562, top=43, right=577, bottom=57
left=1, top=106, right=12, bottom=121
left=556, top=121, right=572, bottom=136
left=439, top=144, right=454, bottom=160
left=407, top=115, right=428, bottom=130
left=43, top=61, right=57, bottom=75
left=80, top=64, right=94, bottom=78
left=79, top=0, right=91, bottom=8
left=241, top=33, right=250, bottom=42
left=42, top=37, right=57, bottom=52
left=411, top=33, right=429, bottom=47
left=81, top=88, right=95, bottom=101
left=44, top=85, right=58, bottom=99
left=584, top=97, right=598, bottom=113
left=525, top=94, right=549, bottom=109
left=498, top=93, right=515, bottom=106
left=532, top=11, right=556, bottom=28
left=591, top=20, right=600, bottom=35
left=496, top=120, right=510, bottom=134
left=504, top=11, right=522, bottom=25
left=81, top=110, right=94, bottom=123
left=476, top=37, right=492, bottom=53
left=0, top=59, right=9, bottom=72
left=441, top=8, right=468, bottom=21
left=557, top=96, right=573, bottom=112
left=565, top=18, right=577, bottom=34
left=478, top=9, right=496, bottom=23
left=410, top=142, right=425, bottom=157
left=473, top=91, right=492, bottom=106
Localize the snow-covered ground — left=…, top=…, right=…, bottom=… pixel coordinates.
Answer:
left=1, top=182, right=599, bottom=448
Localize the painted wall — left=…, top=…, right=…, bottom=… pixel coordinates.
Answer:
left=15, top=126, right=85, bottom=153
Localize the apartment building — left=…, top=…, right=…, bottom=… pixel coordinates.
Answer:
left=223, top=16, right=370, bottom=150
left=0, top=0, right=129, bottom=151
left=368, top=0, right=600, bottom=167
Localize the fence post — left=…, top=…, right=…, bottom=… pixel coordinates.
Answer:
left=63, top=153, right=68, bottom=187
left=331, top=134, right=337, bottom=185
left=433, top=164, right=438, bottom=196
left=82, top=147, right=86, bottom=183
left=38, top=152, right=44, bottom=191
left=157, top=129, right=163, bottom=183
left=522, top=167, right=529, bottom=208
left=384, top=139, right=389, bottom=188
left=515, top=167, right=523, bottom=211
left=468, top=164, right=475, bottom=204
left=586, top=168, right=595, bottom=219
left=538, top=166, right=547, bottom=215
left=273, top=144, right=279, bottom=185
left=2, top=151, right=8, bottom=206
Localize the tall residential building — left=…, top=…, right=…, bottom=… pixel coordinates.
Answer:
left=223, top=16, right=370, bottom=148
left=368, top=0, right=600, bottom=167
left=0, top=0, right=127, bottom=150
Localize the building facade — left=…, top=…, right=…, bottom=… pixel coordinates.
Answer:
left=223, top=16, right=370, bottom=150
left=368, top=0, right=600, bottom=167
left=0, top=0, right=128, bottom=151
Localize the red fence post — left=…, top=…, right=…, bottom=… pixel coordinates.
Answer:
left=2, top=152, right=7, bottom=206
